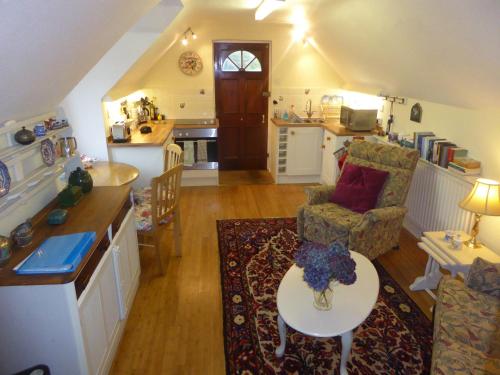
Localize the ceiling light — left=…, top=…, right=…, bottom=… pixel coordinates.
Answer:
left=180, top=27, right=197, bottom=46
left=255, top=0, right=285, bottom=21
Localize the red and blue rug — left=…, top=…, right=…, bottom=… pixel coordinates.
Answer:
left=217, top=218, right=433, bottom=375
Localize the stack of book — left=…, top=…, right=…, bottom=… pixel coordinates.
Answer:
left=448, top=158, right=481, bottom=176
left=413, top=131, right=481, bottom=176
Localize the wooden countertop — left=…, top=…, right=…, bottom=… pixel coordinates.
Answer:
left=0, top=186, right=131, bottom=286
left=108, top=120, right=174, bottom=147
left=271, top=118, right=377, bottom=137
left=107, top=119, right=219, bottom=147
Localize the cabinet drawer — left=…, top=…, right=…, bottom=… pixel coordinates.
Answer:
left=75, top=235, right=110, bottom=299
left=111, top=199, right=132, bottom=236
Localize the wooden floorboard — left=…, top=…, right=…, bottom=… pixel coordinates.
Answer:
left=110, top=184, right=433, bottom=375
left=218, top=170, right=275, bottom=185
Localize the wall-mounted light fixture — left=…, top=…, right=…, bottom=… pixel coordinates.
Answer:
left=181, top=27, right=197, bottom=46
left=255, top=0, right=286, bottom=21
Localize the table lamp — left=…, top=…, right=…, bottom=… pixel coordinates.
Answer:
left=459, top=178, right=500, bottom=248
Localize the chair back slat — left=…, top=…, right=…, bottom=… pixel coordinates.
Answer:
left=164, top=143, right=184, bottom=171
left=150, top=164, right=183, bottom=229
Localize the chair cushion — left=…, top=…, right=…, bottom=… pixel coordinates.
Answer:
left=330, top=163, right=389, bottom=213
left=302, top=202, right=362, bottom=246
left=133, top=187, right=172, bottom=232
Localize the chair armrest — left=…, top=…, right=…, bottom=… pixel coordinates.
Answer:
left=304, top=185, right=335, bottom=205
left=360, top=206, right=408, bottom=224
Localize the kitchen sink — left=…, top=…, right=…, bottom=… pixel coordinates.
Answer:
left=288, top=117, right=325, bottom=124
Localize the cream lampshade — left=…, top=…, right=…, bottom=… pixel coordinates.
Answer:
left=459, top=178, right=500, bottom=248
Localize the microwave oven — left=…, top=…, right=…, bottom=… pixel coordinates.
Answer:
left=340, top=106, right=378, bottom=131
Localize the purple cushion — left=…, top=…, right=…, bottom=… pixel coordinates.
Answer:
left=330, top=163, right=389, bottom=213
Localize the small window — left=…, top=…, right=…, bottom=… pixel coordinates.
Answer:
left=222, top=50, right=262, bottom=72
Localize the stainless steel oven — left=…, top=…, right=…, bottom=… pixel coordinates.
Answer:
left=173, top=127, right=218, bottom=170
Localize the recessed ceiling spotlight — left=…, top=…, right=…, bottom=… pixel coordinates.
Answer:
left=255, top=0, right=286, bottom=21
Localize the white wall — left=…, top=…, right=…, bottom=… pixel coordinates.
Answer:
left=60, top=1, right=182, bottom=161
left=137, top=15, right=344, bottom=120
left=380, top=99, right=500, bottom=252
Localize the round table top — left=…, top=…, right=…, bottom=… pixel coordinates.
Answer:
left=276, top=251, right=379, bottom=338
left=87, top=161, right=139, bottom=187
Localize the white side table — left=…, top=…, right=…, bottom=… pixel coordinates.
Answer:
left=410, top=231, right=500, bottom=298
left=275, top=251, right=379, bottom=375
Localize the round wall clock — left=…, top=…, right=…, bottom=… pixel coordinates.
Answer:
left=178, top=51, right=203, bottom=76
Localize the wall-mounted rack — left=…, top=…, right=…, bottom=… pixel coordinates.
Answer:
left=379, top=95, right=406, bottom=104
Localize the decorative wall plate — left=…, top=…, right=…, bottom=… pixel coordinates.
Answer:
left=178, top=51, right=203, bottom=76
left=41, top=139, right=56, bottom=166
left=0, top=160, right=11, bottom=198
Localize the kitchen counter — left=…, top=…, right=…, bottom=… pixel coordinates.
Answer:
left=0, top=185, right=131, bottom=286
left=107, top=119, right=219, bottom=147
left=108, top=120, right=174, bottom=147
left=271, top=118, right=377, bottom=137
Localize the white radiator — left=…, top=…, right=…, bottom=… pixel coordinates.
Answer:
left=404, top=160, right=474, bottom=237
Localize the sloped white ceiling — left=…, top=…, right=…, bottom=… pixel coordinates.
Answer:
left=0, top=0, right=159, bottom=122
left=112, top=0, right=500, bottom=110
left=311, top=0, right=500, bottom=109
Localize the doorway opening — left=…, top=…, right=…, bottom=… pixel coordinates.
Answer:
left=214, top=42, right=270, bottom=172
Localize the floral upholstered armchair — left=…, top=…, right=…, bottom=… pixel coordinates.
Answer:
left=297, top=141, right=419, bottom=260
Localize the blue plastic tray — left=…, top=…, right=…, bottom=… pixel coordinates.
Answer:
left=15, top=232, right=97, bottom=275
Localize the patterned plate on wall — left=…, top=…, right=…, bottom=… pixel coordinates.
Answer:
left=41, top=139, right=56, bottom=166
left=0, top=160, right=11, bottom=198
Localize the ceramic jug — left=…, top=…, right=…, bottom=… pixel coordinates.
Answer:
left=68, top=167, right=93, bottom=193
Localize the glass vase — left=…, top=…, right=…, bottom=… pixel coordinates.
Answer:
left=312, top=280, right=339, bottom=311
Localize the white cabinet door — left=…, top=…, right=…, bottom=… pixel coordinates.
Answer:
left=99, top=253, right=121, bottom=347
left=111, top=208, right=140, bottom=317
left=79, top=275, right=108, bottom=375
left=321, top=130, right=336, bottom=185
left=125, top=210, right=140, bottom=285
left=286, top=127, right=323, bottom=176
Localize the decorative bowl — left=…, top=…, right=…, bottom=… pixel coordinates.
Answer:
left=14, top=126, right=36, bottom=145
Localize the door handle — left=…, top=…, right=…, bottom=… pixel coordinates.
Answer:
left=262, top=114, right=265, bottom=124
left=290, top=131, right=295, bottom=135
left=326, top=137, right=331, bottom=141
left=321, top=145, right=325, bottom=149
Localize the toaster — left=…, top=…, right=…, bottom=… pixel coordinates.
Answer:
left=111, top=121, right=131, bottom=142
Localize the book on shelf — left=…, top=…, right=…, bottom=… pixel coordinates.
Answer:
left=426, top=138, right=445, bottom=162
left=447, top=147, right=468, bottom=164
left=432, top=140, right=449, bottom=164
left=448, top=162, right=481, bottom=176
left=453, top=157, right=481, bottom=169
left=438, top=143, right=457, bottom=168
left=414, top=132, right=435, bottom=157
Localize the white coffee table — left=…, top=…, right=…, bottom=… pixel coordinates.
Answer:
left=275, top=251, right=379, bottom=375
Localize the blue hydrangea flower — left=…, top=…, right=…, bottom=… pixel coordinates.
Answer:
left=294, top=240, right=357, bottom=290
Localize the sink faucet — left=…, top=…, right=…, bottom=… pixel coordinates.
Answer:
left=305, top=99, right=315, bottom=120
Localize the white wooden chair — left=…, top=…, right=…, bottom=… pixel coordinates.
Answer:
left=133, top=164, right=183, bottom=275
left=164, top=143, right=183, bottom=171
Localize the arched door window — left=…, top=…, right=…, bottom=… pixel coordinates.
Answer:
left=221, top=50, right=262, bottom=72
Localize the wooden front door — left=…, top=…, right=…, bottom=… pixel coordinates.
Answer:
left=214, top=42, right=269, bottom=170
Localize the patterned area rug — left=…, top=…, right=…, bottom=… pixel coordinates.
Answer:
left=217, top=218, right=433, bottom=375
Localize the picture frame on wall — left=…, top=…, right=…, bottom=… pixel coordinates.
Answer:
left=410, top=103, right=422, bottom=123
